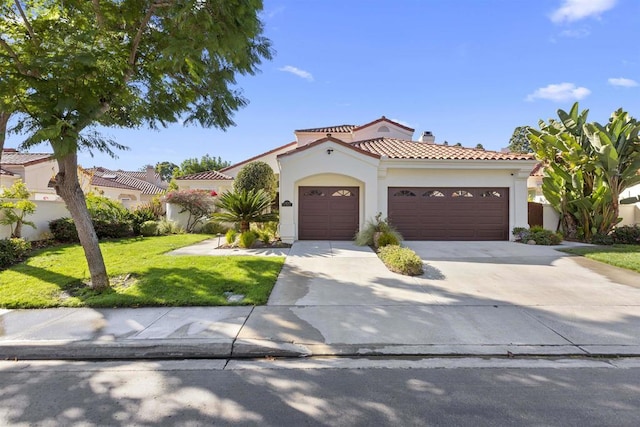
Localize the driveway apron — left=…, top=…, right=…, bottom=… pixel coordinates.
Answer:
left=235, top=240, right=640, bottom=357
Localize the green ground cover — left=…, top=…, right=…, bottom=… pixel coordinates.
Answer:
left=562, top=244, right=640, bottom=273
left=0, top=235, right=284, bottom=308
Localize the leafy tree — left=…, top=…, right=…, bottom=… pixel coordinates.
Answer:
left=174, top=154, right=231, bottom=178
left=0, top=180, right=36, bottom=238
left=475, top=143, right=484, bottom=150
left=233, top=161, right=277, bottom=199
left=214, top=189, right=278, bottom=232
left=528, top=103, right=640, bottom=241
left=154, top=161, right=179, bottom=182
left=166, top=189, right=215, bottom=232
left=508, top=126, right=533, bottom=153
left=0, top=1, right=272, bottom=290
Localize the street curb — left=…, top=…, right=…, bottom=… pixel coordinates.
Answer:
left=4, top=340, right=640, bottom=360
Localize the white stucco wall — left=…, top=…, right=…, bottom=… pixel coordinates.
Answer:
left=0, top=199, right=70, bottom=240
left=1, top=160, right=58, bottom=197
left=278, top=141, right=380, bottom=243
left=351, top=123, right=413, bottom=141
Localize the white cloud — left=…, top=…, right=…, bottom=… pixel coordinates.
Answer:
left=526, top=83, right=591, bottom=102
left=608, top=77, right=638, bottom=87
left=559, top=28, right=590, bottom=38
left=278, top=65, right=314, bottom=81
left=551, top=0, right=617, bottom=23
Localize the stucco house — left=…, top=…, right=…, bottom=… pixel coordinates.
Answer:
left=186, top=117, right=537, bottom=243
left=0, top=148, right=59, bottom=200
left=80, top=166, right=168, bottom=209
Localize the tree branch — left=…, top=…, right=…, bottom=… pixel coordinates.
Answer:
left=127, top=1, right=175, bottom=81
left=92, top=0, right=105, bottom=28
left=0, top=36, right=31, bottom=76
left=13, top=0, right=38, bottom=45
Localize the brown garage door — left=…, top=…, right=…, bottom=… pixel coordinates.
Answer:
left=388, top=187, right=509, bottom=241
left=299, top=186, right=359, bottom=240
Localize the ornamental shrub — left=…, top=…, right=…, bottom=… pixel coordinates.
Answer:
left=140, top=220, right=160, bottom=237
left=355, top=212, right=403, bottom=246
left=165, top=189, right=215, bottom=232
left=0, top=238, right=31, bottom=270
left=157, top=219, right=183, bottom=235
left=238, top=230, right=257, bottom=248
left=377, top=231, right=400, bottom=248
left=0, top=180, right=37, bottom=238
left=130, top=201, right=162, bottom=234
left=86, top=193, right=130, bottom=222
left=49, top=217, right=79, bottom=242
left=200, top=220, right=228, bottom=235
left=377, top=245, right=424, bottom=276
left=512, top=226, right=562, bottom=245
left=225, top=229, right=237, bottom=245
left=93, top=219, right=134, bottom=239
left=233, top=161, right=277, bottom=199
left=611, top=225, right=640, bottom=244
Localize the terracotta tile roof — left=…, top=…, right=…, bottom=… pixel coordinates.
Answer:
left=0, top=167, right=16, bottom=176
left=278, top=136, right=381, bottom=160
left=295, top=125, right=356, bottom=133
left=1, top=149, right=53, bottom=166
left=124, top=170, right=168, bottom=186
left=177, top=170, right=233, bottom=180
left=85, top=168, right=167, bottom=195
left=351, top=138, right=535, bottom=161
left=352, top=116, right=414, bottom=132
left=530, top=162, right=545, bottom=176
left=220, top=141, right=297, bottom=173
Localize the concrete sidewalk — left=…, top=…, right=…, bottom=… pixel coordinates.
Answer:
left=1, top=240, right=639, bottom=360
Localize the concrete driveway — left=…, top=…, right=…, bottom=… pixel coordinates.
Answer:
left=236, top=240, right=640, bottom=357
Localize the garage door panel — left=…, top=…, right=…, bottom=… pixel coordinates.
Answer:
left=388, top=187, right=509, bottom=241
left=299, top=186, right=359, bottom=240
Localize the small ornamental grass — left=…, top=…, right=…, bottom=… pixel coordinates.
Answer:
left=377, top=245, right=424, bottom=276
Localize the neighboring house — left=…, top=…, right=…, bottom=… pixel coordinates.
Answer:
left=80, top=166, right=168, bottom=209
left=527, top=162, right=545, bottom=203
left=0, top=148, right=59, bottom=200
left=185, top=116, right=537, bottom=243
left=174, top=170, right=234, bottom=195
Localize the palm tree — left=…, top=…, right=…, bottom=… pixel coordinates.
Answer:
left=213, top=189, right=278, bottom=232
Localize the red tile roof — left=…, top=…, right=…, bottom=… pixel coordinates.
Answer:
left=1, top=149, right=53, bottom=166
left=85, top=168, right=167, bottom=195
left=295, top=125, right=356, bottom=133
left=352, top=138, right=535, bottom=160
left=220, top=141, right=297, bottom=173
left=352, top=116, right=415, bottom=132
left=0, top=167, right=16, bottom=176
left=177, top=170, right=233, bottom=180
left=278, top=136, right=381, bottom=160
left=530, top=162, right=545, bottom=176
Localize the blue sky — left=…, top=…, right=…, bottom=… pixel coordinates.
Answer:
left=8, top=0, right=640, bottom=171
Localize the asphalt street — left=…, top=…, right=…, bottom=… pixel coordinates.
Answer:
left=0, top=357, right=638, bottom=426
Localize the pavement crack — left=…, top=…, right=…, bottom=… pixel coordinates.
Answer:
left=520, top=308, right=585, bottom=352
left=231, top=306, right=255, bottom=357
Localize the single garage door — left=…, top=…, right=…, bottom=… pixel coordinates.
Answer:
left=388, top=187, right=509, bottom=241
left=299, top=186, right=359, bottom=240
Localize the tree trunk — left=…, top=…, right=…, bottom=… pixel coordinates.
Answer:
left=240, top=221, right=249, bottom=233
left=54, top=150, right=110, bottom=290
left=0, top=112, right=9, bottom=164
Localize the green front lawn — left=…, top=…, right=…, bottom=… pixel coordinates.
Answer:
left=562, top=244, right=640, bottom=273
left=0, top=234, right=284, bottom=308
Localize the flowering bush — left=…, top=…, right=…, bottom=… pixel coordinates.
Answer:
left=165, top=190, right=215, bottom=232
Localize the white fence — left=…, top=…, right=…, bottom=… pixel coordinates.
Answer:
left=1, top=200, right=71, bottom=241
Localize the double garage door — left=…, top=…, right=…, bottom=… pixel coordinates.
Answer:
left=298, top=186, right=509, bottom=241
left=299, top=186, right=359, bottom=240
left=388, top=187, right=509, bottom=241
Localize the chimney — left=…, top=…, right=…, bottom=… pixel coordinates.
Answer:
left=146, top=165, right=157, bottom=184
left=418, top=131, right=435, bottom=144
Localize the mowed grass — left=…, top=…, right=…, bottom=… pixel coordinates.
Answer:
left=0, top=234, right=285, bottom=308
left=562, top=244, right=640, bottom=273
